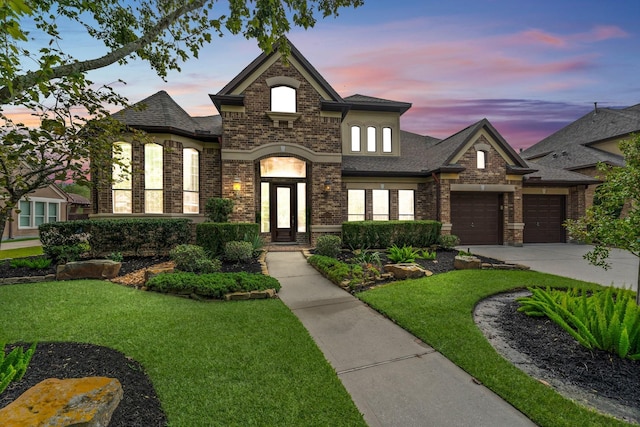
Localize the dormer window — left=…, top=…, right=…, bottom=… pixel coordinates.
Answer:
left=477, top=150, right=487, bottom=169
left=367, top=126, right=376, bottom=152
left=271, top=86, right=296, bottom=113
left=351, top=126, right=361, bottom=152
left=383, top=127, right=392, bottom=153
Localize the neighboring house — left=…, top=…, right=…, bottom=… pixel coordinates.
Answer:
left=92, top=40, right=598, bottom=246
left=2, top=184, right=69, bottom=241
left=522, top=103, right=640, bottom=213
left=66, top=193, right=91, bottom=220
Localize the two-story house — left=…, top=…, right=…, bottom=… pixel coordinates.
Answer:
left=92, top=40, right=597, bottom=246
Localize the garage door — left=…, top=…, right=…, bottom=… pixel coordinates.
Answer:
left=523, top=195, right=566, bottom=243
left=451, top=192, right=502, bottom=245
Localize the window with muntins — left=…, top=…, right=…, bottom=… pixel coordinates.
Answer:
left=271, top=86, right=296, bottom=113
left=183, top=148, right=199, bottom=214
left=348, top=189, right=365, bottom=221
left=18, top=199, right=59, bottom=228
left=112, top=142, right=132, bottom=214
left=372, top=189, right=389, bottom=221
left=145, top=143, right=163, bottom=213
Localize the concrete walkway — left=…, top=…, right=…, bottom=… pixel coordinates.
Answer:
left=267, top=251, right=534, bottom=427
left=464, top=243, right=638, bottom=291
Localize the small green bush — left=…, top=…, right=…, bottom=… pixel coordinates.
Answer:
left=315, top=235, right=342, bottom=258
left=205, top=198, right=234, bottom=222
left=9, top=257, right=52, bottom=269
left=196, top=223, right=260, bottom=256
left=108, top=252, right=123, bottom=262
left=146, top=272, right=280, bottom=299
left=518, top=286, right=640, bottom=360
left=419, top=249, right=437, bottom=260
left=46, top=242, right=90, bottom=264
left=224, top=241, right=254, bottom=263
left=170, top=244, right=221, bottom=274
left=387, top=245, right=421, bottom=263
left=1, top=342, right=36, bottom=395
left=438, top=234, right=460, bottom=249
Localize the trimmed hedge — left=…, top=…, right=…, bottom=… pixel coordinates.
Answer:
left=342, top=220, right=442, bottom=249
left=39, top=218, right=192, bottom=258
left=146, top=272, right=281, bottom=299
left=196, top=223, right=260, bottom=256
left=307, top=254, right=363, bottom=287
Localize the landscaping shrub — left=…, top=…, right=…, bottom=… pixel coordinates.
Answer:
left=9, top=257, right=52, bottom=269
left=342, top=220, right=441, bottom=249
left=518, top=286, right=640, bottom=360
left=387, top=245, right=421, bottom=263
left=169, top=244, right=221, bottom=274
left=196, top=223, right=259, bottom=256
left=308, top=254, right=362, bottom=287
left=438, top=234, right=460, bottom=249
left=315, top=235, right=342, bottom=258
left=0, top=342, right=36, bottom=395
left=146, top=272, right=280, bottom=299
left=224, top=241, right=254, bottom=263
left=204, top=198, right=234, bottom=222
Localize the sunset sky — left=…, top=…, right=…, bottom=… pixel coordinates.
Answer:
left=17, top=0, right=640, bottom=150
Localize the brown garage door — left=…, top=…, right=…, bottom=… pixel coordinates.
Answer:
left=451, top=192, right=502, bottom=245
left=523, top=195, right=566, bottom=243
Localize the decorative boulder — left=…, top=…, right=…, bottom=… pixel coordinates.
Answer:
left=56, top=260, right=122, bottom=281
left=454, top=255, right=482, bottom=270
left=384, top=263, right=432, bottom=280
left=0, top=377, right=123, bottom=427
left=144, top=265, right=175, bottom=283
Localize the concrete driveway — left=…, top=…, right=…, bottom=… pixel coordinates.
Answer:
left=463, top=243, right=638, bottom=291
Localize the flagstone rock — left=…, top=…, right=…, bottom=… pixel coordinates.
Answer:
left=56, top=260, right=122, bottom=281
left=384, top=263, right=432, bottom=280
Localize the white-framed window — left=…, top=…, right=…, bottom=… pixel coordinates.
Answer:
left=477, top=150, right=486, bottom=169
left=383, top=127, right=392, bottom=153
left=348, top=189, right=365, bottom=221
left=112, top=142, right=132, bottom=214
left=271, top=86, right=296, bottom=113
left=351, top=126, right=361, bottom=152
left=18, top=199, right=60, bottom=229
left=367, top=126, right=376, bottom=152
left=372, top=189, right=389, bottom=221
left=145, top=143, right=163, bottom=213
left=398, top=190, right=415, bottom=220
left=183, top=148, right=199, bottom=214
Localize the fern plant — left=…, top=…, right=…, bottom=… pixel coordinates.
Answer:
left=1, top=342, right=36, bottom=394
left=517, top=286, right=640, bottom=360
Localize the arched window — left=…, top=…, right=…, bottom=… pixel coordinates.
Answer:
left=367, top=126, right=376, bottom=152
left=351, top=126, right=361, bottom=152
left=145, top=143, right=163, bottom=213
left=112, top=142, right=132, bottom=213
left=271, top=86, right=296, bottom=113
left=183, top=148, right=199, bottom=213
left=477, top=150, right=487, bottom=169
left=383, top=127, right=392, bottom=153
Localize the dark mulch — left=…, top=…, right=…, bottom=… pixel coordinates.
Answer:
left=0, top=342, right=167, bottom=427
left=495, top=297, right=640, bottom=423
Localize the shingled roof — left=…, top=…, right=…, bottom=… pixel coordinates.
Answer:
left=113, top=91, right=221, bottom=140
left=522, top=160, right=600, bottom=186
left=343, top=94, right=411, bottom=115
left=522, top=104, right=640, bottom=162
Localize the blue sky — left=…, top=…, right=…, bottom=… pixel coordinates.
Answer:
left=14, top=0, right=640, bottom=149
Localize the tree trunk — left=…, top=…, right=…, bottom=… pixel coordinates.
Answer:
left=636, top=256, right=640, bottom=305
left=0, top=210, right=9, bottom=251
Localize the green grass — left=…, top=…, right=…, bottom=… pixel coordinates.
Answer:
left=358, top=270, right=633, bottom=427
left=0, top=280, right=365, bottom=426
left=0, top=246, right=43, bottom=259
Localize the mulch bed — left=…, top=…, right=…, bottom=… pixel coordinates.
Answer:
left=2, top=250, right=638, bottom=425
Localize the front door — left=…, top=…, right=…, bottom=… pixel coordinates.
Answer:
left=271, top=183, right=296, bottom=242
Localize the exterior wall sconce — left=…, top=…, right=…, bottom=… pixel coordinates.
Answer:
left=323, top=179, right=332, bottom=193
left=232, top=177, right=242, bottom=197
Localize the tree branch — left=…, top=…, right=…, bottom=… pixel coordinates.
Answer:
left=0, top=0, right=209, bottom=104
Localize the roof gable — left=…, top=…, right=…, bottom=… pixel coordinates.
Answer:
left=424, top=119, right=529, bottom=173
left=212, top=39, right=344, bottom=112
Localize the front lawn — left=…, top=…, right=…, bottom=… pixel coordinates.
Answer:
left=0, top=280, right=365, bottom=426
left=358, top=269, right=632, bottom=427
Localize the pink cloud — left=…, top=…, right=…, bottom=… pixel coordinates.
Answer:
left=585, top=25, right=629, bottom=42
left=518, top=29, right=567, bottom=47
